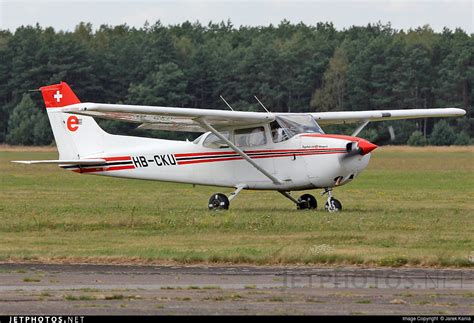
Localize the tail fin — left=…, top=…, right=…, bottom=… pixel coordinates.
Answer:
left=39, top=82, right=81, bottom=108
left=39, top=82, right=107, bottom=159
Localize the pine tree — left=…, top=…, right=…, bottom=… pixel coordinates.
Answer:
left=6, top=94, right=52, bottom=145
left=429, top=120, right=456, bottom=146
left=127, top=62, right=189, bottom=107
left=311, top=47, right=348, bottom=111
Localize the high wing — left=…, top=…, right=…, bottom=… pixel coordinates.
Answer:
left=311, top=108, right=466, bottom=125
left=62, top=103, right=465, bottom=132
left=62, top=103, right=275, bottom=132
left=52, top=102, right=465, bottom=187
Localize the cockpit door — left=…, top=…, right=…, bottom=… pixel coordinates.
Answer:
left=273, top=115, right=325, bottom=187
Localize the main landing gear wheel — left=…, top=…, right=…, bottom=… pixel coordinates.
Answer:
left=324, top=197, right=342, bottom=213
left=208, top=193, right=230, bottom=210
left=297, top=194, right=317, bottom=210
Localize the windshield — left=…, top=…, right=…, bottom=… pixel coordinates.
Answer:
left=193, top=133, right=205, bottom=144
left=275, top=115, right=324, bottom=138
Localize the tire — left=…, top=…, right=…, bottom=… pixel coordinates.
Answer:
left=324, top=198, right=342, bottom=212
left=297, top=194, right=317, bottom=210
left=208, top=193, right=230, bottom=210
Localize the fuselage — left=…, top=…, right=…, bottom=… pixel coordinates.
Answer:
left=63, top=131, right=372, bottom=191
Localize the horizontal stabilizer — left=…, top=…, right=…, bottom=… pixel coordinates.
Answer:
left=12, top=159, right=106, bottom=165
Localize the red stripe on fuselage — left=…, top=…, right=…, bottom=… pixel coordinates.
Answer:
left=72, top=167, right=105, bottom=173
left=300, top=134, right=363, bottom=141
left=71, top=164, right=135, bottom=173
left=178, top=157, right=242, bottom=165
left=175, top=148, right=345, bottom=158
left=102, top=156, right=132, bottom=161
left=177, top=150, right=343, bottom=165
left=175, top=151, right=238, bottom=158
left=106, top=165, right=135, bottom=171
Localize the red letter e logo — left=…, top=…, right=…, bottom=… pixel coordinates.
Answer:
left=67, top=116, right=79, bottom=132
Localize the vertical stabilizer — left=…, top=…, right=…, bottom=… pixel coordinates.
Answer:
left=39, top=82, right=106, bottom=159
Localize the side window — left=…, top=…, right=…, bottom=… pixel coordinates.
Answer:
left=270, top=121, right=289, bottom=143
left=203, top=131, right=230, bottom=149
left=235, top=127, right=267, bottom=147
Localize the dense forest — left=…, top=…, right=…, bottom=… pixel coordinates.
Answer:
left=0, top=21, right=472, bottom=146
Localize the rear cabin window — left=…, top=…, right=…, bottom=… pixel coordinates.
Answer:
left=234, top=127, right=267, bottom=147
left=202, top=131, right=230, bottom=149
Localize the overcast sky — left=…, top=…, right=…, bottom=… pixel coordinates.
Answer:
left=0, top=0, right=472, bottom=33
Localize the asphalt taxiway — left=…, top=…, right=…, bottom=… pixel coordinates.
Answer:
left=0, top=263, right=472, bottom=315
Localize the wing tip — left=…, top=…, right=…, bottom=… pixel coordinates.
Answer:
left=454, top=108, right=467, bottom=116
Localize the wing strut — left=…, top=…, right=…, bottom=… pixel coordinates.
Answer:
left=351, top=120, right=370, bottom=137
left=197, top=118, right=283, bottom=185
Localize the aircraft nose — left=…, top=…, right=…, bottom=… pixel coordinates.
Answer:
left=358, top=140, right=378, bottom=155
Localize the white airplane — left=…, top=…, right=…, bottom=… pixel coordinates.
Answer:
left=14, top=82, right=465, bottom=212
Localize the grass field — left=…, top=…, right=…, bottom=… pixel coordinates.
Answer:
left=0, top=146, right=473, bottom=267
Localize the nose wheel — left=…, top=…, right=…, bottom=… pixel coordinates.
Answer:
left=325, top=197, right=342, bottom=212
left=279, top=190, right=342, bottom=212
left=322, top=188, right=342, bottom=213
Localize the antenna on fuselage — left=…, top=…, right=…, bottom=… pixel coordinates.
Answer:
left=219, top=95, right=235, bottom=111
left=254, top=96, right=271, bottom=114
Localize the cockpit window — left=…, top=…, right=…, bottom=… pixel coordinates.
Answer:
left=202, top=131, right=230, bottom=149
left=275, top=115, right=324, bottom=138
left=270, top=121, right=290, bottom=143
left=235, top=126, right=267, bottom=147
left=197, top=115, right=323, bottom=147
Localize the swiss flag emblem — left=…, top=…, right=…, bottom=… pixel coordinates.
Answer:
left=39, top=82, right=80, bottom=108
left=53, top=90, right=63, bottom=103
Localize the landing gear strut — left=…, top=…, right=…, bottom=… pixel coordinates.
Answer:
left=322, top=188, right=342, bottom=213
left=278, top=191, right=317, bottom=210
left=279, top=188, right=342, bottom=212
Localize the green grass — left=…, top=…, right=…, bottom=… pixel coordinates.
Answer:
left=64, top=294, right=96, bottom=301
left=355, top=299, right=372, bottom=304
left=0, top=147, right=473, bottom=267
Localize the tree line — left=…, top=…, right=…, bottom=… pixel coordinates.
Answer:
left=0, top=20, right=472, bottom=146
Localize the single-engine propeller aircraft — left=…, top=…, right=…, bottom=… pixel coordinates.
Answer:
left=13, top=82, right=465, bottom=212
